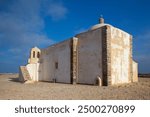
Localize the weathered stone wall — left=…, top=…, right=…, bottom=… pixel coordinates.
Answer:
left=132, top=61, right=138, bottom=82
left=40, top=40, right=71, bottom=83
left=109, top=26, right=131, bottom=85
left=72, top=37, right=78, bottom=84
left=102, top=26, right=111, bottom=86
left=76, top=28, right=103, bottom=85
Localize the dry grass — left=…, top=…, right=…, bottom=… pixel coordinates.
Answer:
left=0, top=74, right=150, bottom=100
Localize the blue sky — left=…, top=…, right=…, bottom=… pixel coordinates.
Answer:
left=0, top=0, right=150, bottom=73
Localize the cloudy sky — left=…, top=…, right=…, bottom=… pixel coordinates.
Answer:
left=0, top=0, right=150, bottom=73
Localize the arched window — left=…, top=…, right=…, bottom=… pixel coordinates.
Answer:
left=33, top=51, right=35, bottom=58
left=37, top=52, right=40, bottom=58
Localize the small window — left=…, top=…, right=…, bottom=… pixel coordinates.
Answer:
left=55, top=62, right=58, bottom=69
left=33, top=51, right=35, bottom=58
left=37, top=52, right=40, bottom=58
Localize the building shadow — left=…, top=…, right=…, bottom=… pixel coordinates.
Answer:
left=9, top=77, right=20, bottom=83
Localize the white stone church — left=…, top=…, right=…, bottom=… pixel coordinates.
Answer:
left=19, top=18, right=138, bottom=86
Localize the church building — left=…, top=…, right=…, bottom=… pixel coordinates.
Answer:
left=19, top=18, right=138, bottom=86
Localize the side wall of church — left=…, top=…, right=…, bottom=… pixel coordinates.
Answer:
left=39, top=40, right=71, bottom=83
left=76, top=28, right=103, bottom=85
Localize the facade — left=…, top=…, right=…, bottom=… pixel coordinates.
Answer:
left=19, top=18, right=138, bottom=86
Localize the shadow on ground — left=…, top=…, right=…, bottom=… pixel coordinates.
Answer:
left=9, top=77, right=20, bottom=83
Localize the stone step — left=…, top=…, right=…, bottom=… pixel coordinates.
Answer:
left=19, top=66, right=31, bottom=82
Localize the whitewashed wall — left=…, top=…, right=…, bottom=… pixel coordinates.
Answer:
left=26, top=63, right=40, bottom=81
left=76, top=28, right=103, bottom=85
left=40, top=40, right=71, bottom=83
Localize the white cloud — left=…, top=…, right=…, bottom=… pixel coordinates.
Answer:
left=74, top=28, right=87, bottom=35
left=0, top=0, right=67, bottom=49
left=47, top=2, right=68, bottom=21
left=0, top=0, right=48, bottom=48
left=134, top=55, right=150, bottom=62
left=0, top=0, right=68, bottom=72
left=136, top=31, right=150, bottom=40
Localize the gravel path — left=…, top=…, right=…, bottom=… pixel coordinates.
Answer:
left=0, top=74, right=150, bottom=100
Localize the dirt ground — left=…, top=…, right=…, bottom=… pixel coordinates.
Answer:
left=0, top=74, right=150, bottom=100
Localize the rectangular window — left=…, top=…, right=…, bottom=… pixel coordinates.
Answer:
left=55, top=62, right=58, bottom=69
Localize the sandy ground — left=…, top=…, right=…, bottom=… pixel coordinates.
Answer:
left=0, top=74, right=150, bottom=100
